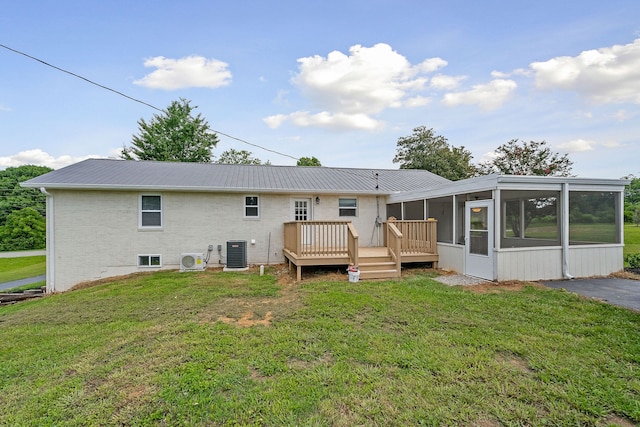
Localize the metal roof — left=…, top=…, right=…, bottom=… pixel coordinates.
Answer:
left=387, top=173, right=630, bottom=203
left=22, top=158, right=451, bottom=195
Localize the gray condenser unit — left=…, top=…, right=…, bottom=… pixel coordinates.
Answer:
left=226, top=240, right=247, bottom=268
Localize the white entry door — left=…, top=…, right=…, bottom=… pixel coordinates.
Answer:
left=465, top=200, right=494, bottom=280
left=292, top=199, right=312, bottom=244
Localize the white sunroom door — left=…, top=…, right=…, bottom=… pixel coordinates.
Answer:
left=465, top=200, right=494, bottom=280
left=293, top=199, right=313, bottom=245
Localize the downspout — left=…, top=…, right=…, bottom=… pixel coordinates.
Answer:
left=40, top=187, right=55, bottom=292
left=561, top=183, right=573, bottom=279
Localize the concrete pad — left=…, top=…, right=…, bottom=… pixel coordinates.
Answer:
left=542, top=278, right=640, bottom=311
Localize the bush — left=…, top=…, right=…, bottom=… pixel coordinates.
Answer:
left=624, top=253, right=640, bottom=269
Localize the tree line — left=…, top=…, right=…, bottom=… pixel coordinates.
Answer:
left=3, top=98, right=637, bottom=252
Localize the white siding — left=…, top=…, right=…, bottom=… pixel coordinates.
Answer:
left=496, top=247, right=563, bottom=281
left=437, top=243, right=464, bottom=273
left=569, top=246, right=624, bottom=278
left=48, top=190, right=383, bottom=291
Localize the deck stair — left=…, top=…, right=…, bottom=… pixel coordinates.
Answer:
left=357, top=247, right=400, bottom=280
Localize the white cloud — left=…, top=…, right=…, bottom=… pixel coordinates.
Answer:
left=530, top=38, right=640, bottom=104
left=557, top=139, right=596, bottom=152
left=0, top=104, right=12, bottom=112
left=490, top=70, right=510, bottom=79
left=263, top=114, right=288, bottom=129
left=269, top=43, right=445, bottom=130
left=430, top=74, right=466, bottom=90
left=614, top=109, right=632, bottom=122
left=134, top=55, right=232, bottom=90
left=265, top=111, right=383, bottom=131
left=0, top=149, right=101, bottom=170
left=404, top=96, right=431, bottom=108
left=442, top=79, right=517, bottom=110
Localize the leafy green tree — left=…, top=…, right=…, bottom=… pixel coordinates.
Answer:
left=217, top=149, right=265, bottom=165
left=0, top=165, right=52, bottom=225
left=625, top=175, right=640, bottom=205
left=296, top=156, right=322, bottom=166
left=121, top=98, right=219, bottom=162
left=477, top=139, right=573, bottom=176
left=0, top=208, right=46, bottom=251
left=393, top=126, right=475, bottom=181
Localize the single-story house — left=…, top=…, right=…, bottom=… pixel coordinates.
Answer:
left=22, top=158, right=628, bottom=292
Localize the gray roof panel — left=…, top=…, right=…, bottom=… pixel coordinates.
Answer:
left=22, top=158, right=451, bottom=194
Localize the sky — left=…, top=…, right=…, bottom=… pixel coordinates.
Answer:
left=1, top=0, right=639, bottom=179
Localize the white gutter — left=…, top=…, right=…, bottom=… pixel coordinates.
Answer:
left=561, top=183, right=573, bottom=279
left=40, top=188, right=55, bottom=292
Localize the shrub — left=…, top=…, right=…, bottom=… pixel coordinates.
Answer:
left=624, top=253, right=640, bottom=269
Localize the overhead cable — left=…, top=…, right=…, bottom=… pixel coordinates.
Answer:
left=0, top=43, right=300, bottom=162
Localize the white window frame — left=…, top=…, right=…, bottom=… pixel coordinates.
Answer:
left=139, top=194, right=163, bottom=229
left=339, top=197, right=358, bottom=217
left=138, top=254, right=162, bottom=268
left=244, top=195, right=260, bottom=219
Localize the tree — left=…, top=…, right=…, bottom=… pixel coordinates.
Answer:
left=217, top=149, right=265, bottom=165
left=121, top=98, right=219, bottom=162
left=0, top=207, right=46, bottom=251
left=477, top=139, right=573, bottom=176
left=392, top=126, right=475, bottom=181
left=0, top=165, right=51, bottom=251
left=0, top=165, right=52, bottom=225
left=296, top=156, right=322, bottom=166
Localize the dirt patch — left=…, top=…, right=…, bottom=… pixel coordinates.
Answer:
left=195, top=264, right=304, bottom=328
left=463, top=280, right=545, bottom=294
left=599, top=414, right=636, bottom=427
left=218, top=311, right=273, bottom=327
left=612, top=270, right=640, bottom=280
left=496, top=352, right=535, bottom=374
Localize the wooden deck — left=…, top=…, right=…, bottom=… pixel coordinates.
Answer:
left=283, top=220, right=438, bottom=281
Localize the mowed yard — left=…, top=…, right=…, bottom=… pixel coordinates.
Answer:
left=1, top=265, right=639, bottom=426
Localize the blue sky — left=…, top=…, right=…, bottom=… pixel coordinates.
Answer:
left=1, top=0, right=639, bottom=178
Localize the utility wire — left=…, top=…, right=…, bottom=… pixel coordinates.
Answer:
left=0, top=43, right=300, bottom=162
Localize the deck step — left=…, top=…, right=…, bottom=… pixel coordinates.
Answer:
left=359, top=261, right=396, bottom=271
left=359, top=269, right=400, bottom=280
left=357, top=254, right=400, bottom=279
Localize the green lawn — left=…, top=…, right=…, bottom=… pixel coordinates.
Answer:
left=0, top=255, right=45, bottom=283
left=1, top=269, right=638, bottom=426
left=625, top=223, right=640, bottom=258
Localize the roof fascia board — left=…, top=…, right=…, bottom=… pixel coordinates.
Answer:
left=388, top=175, right=629, bottom=203
left=23, top=183, right=391, bottom=195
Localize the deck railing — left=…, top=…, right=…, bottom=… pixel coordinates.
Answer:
left=284, top=219, right=436, bottom=271
left=384, top=219, right=438, bottom=255
left=387, top=222, right=402, bottom=273
left=284, top=221, right=358, bottom=261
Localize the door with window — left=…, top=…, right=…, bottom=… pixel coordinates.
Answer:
left=292, top=199, right=313, bottom=245
left=465, top=200, right=494, bottom=280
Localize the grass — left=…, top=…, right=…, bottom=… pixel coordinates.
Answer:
left=625, top=223, right=640, bottom=258
left=0, top=255, right=45, bottom=283
left=1, top=268, right=639, bottom=426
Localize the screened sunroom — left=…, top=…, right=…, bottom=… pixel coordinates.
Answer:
left=386, top=175, right=628, bottom=281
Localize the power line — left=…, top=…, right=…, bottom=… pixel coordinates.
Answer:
left=0, top=43, right=300, bottom=162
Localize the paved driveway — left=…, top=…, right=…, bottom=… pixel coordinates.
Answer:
left=542, top=278, right=640, bottom=311
left=0, top=275, right=46, bottom=292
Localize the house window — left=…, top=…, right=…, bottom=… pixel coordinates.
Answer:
left=140, top=195, right=162, bottom=228
left=244, top=196, right=259, bottom=218
left=339, top=198, right=357, bottom=217
left=138, top=255, right=161, bottom=267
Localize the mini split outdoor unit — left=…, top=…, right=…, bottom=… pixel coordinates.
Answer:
left=180, top=253, right=205, bottom=271
left=226, top=240, right=247, bottom=268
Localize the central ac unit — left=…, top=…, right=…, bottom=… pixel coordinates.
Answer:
left=180, top=253, right=205, bottom=271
